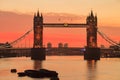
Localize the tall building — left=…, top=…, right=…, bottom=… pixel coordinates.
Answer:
left=58, top=43, right=63, bottom=48
left=47, top=42, right=52, bottom=48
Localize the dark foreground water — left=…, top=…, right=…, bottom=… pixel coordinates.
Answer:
left=0, top=56, right=120, bottom=80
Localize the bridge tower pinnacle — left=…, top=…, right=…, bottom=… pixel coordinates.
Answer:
left=86, top=10, right=98, bottom=48
left=33, top=11, right=43, bottom=48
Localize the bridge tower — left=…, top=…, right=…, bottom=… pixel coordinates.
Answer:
left=84, top=10, right=100, bottom=60
left=31, top=11, right=45, bottom=60
left=33, top=11, right=43, bottom=48
left=86, top=10, right=97, bottom=47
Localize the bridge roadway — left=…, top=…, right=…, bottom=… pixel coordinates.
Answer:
left=43, top=23, right=88, bottom=28
left=0, top=48, right=31, bottom=57
left=0, top=48, right=120, bottom=58
left=0, top=47, right=85, bottom=58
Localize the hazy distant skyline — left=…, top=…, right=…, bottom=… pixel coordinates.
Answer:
left=0, top=0, right=120, bottom=47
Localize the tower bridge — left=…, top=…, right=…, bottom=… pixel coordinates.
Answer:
left=1, top=10, right=119, bottom=60
left=33, top=10, right=98, bottom=48
left=31, top=10, right=100, bottom=60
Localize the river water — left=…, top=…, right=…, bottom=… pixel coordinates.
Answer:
left=0, top=56, right=120, bottom=80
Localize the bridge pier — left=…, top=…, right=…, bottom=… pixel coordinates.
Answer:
left=31, top=48, right=46, bottom=60
left=84, top=46, right=101, bottom=60
left=84, top=47, right=100, bottom=60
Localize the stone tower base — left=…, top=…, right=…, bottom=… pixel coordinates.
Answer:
left=31, top=48, right=46, bottom=60
left=84, top=47, right=100, bottom=60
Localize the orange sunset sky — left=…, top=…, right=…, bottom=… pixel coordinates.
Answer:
left=0, top=0, right=120, bottom=47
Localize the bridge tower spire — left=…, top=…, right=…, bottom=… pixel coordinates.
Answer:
left=86, top=10, right=97, bottom=47
left=33, top=10, right=43, bottom=48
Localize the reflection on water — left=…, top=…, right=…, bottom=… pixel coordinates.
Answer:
left=1, top=56, right=120, bottom=80
left=33, top=60, right=43, bottom=70
left=86, top=60, right=97, bottom=80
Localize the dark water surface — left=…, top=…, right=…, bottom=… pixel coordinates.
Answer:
left=0, top=56, right=120, bottom=80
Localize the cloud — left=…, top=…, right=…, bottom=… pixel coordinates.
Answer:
left=0, top=10, right=86, bottom=44
left=0, top=10, right=33, bottom=32
left=43, top=12, right=86, bottom=23
left=0, top=10, right=86, bottom=32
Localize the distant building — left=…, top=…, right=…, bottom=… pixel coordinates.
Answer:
left=47, top=42, right=52, bottom=48
left=110, top=44, right=120, bottom=50
left=0, top=42, right=12, bottom=48
left=64, top=43, right=68, bottom=48
left=58, top=43, right=63, bottom=48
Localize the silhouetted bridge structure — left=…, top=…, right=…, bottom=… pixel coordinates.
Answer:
left=0, top=47, right=120, bottom=58
left=43, top=23, right=88, bottom=28
left=0, top=10, right=120, bottom=60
